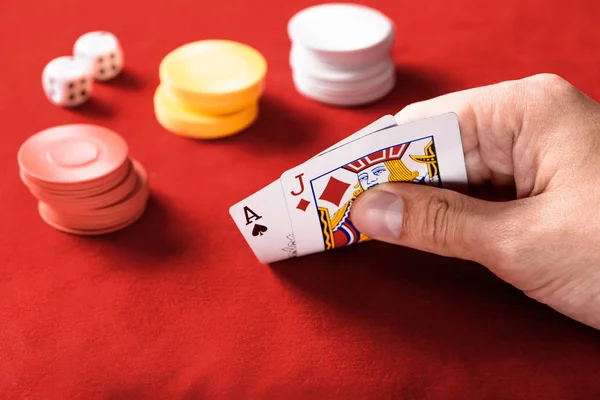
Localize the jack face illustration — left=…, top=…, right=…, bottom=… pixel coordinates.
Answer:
left=311, top=138, right=441, bottom=251
left=357, top=164, right=389, bottom=190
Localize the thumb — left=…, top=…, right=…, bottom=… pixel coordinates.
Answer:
left=350, top=182, right=512, bottom=264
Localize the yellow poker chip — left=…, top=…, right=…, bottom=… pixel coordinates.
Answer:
left=159, top=84, right=259, bottom=115
left=159, top=40, right=267, bottom=114
left=153, top=85, right=258, bottom=139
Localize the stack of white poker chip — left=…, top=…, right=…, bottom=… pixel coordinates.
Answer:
left=287, top=3, right=396, bottom=107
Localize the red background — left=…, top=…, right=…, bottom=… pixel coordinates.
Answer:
left=2, top=0, right=600, bottom=398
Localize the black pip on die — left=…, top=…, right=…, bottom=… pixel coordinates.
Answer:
left=74, top=31, right=123, bottom=81
left=42, top=56, right=94, bottom=107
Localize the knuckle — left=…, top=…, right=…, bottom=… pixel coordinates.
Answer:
left=527, top=72, right=568, bottom=87
left=524, top=73, right=578, bottom=101
left=418, top=194, right=457, bottom=251
left=516, top=73, right=585, bottom=122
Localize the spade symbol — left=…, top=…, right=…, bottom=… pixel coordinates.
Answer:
left=252, top=224, right=268, bottom=237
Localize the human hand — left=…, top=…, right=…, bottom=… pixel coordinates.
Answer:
left=350, top=74, right=600, bottom=330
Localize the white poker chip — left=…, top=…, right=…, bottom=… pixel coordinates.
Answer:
left=293, top=69, right=396, bottom=106
left=287, top=3, right=396, bottom=107
left=293, top=67, right=395, bottom=98
left=294, top=77, right=395, bottom=107
left=288, top=3, right=394, bottom=54
left=291, top=35, right=393, bottom=70
left=290, top=45, right=394, bottom=83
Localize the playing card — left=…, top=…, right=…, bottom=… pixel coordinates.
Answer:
left=229, top=115, right=397, bottom=264
left=229, top=180, right=297, bottom=264
left=280, top=112, right=468, bottom=257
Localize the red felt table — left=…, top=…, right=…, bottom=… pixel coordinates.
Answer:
left=2, top=0, right=600, bottom=398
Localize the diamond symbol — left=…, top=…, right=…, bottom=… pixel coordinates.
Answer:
left=318, top=177, right=351, bottom=207
left=296, top=198, right=310, bottom=211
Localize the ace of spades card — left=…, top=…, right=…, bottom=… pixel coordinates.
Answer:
left=280, top=112, right=467, bottom=258
left=228, top=180, right=299, bottom=263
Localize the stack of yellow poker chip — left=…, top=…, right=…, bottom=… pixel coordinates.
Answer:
left=155, top=40, right=267, bottom=139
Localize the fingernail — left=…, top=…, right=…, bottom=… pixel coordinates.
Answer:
left=353, top=191, right=404, bottom=239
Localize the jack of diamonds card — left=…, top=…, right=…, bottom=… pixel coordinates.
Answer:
left=280, top=113, right=468, bottom=257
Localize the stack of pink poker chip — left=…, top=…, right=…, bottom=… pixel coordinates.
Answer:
left=18, top=124, right=150, bottom=235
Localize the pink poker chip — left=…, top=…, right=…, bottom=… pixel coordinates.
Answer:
left=38, top=204, right=147, bottom=236
left=21, top=157, right=131, bottom=195
left=32, top=160, right=138, bottom=212
left=37, top=159, right=150, bottom=233
left=18, top=124, right=151, bottom=236
left=20, top=158, right=133, bottom=200
left=18, top=124, right=128, bottom=185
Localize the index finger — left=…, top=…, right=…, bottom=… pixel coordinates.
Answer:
left=393, top=76, right=533, bottom=188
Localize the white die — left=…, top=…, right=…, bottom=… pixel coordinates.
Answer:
left=73, top=31, right=123, bottom=81
left=42, top=56, right=94, bottom=107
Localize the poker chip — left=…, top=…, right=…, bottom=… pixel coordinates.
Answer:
left=159, top=40, right=266, bottom=113
left=294, top=70, right=397, bottom=107
left=154, top=40, right=266, bottom=139
left=290, top=45, right=394, bottom=83
left=17, top=124, right=150, bottom=235
left=18, top=124, right=128, bottom=184
left=154, top=85, right=258, bottom=139
left=287, top=3, right=396, bottom=106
